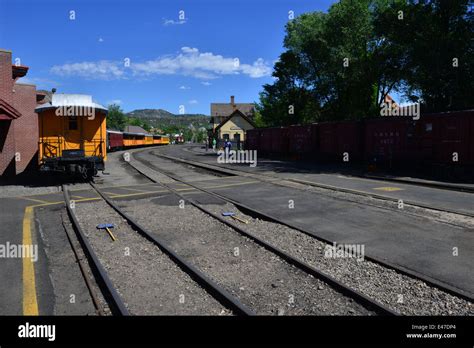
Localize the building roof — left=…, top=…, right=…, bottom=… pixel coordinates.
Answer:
left=123, top=125, right=150, bottom=134
left=210, top=103, right=255, bottom=117
left=214, top=109, right=256, bottom=132
left=35, top=93, right=108, bottom=113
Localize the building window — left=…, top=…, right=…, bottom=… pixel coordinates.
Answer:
left=68, top=116, right=78, bottom=130
left=223, top=134, right=230, bottom=140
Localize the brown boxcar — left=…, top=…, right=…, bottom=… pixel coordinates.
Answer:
left=270, top=127, right=288, bottom=155
left=364, top=117, right=419, bottom=166
left=245, top=129, right=259, bottom=150
left=318, top=122, right=337, bottom=160
left=318, top=121, right=363, bottom=163
left=287, top=125, right=312, bottom=159
left=420, top=111, right=474, bottom=167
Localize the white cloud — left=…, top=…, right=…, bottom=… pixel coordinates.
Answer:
left=188, top=99, right=198, bottom=104
left=201, top=81, right=212, bottom=86
left=131, top=47, right=272, bottom=79
left=98, top=37, right=104, bottom=42
left=50, top=48, right=272, bottom=81
left=240, top=58, right=273, bottom=78
left=50, top=60, right=125, bottom=80
left=179, top=85, right=190, bottom=90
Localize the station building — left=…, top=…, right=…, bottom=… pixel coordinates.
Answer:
left=210, top=96, right=256, bottom=144
left=0, top=49, right=41, bottom=176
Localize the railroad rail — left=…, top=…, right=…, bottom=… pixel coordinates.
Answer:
left=127, top=151, right=400, bottom=316
left=133, top=147, right=474, bottom=303
left=63, top=182, right=254, bottom=316
left=63, top=185, right=130, bottom=316
left=157, top=148, right=474, bottom=219
left=89, top=182, right=254, bottom=316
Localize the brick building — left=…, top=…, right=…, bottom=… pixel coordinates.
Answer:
left=0, top=49, right=40, bottom=176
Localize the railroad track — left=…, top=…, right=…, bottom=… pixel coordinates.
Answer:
left=62, top=183, right=254, bottom=316
left=156, top=148, right=474, bottom=219
left=63, top=185, right=129, bottom=315
left=148, top=150, right=474, bottom=234
left=126, top=151, right=399, bottom=316
left=184, top=144, right=474, bottom=194
left=132, top=148, right=474, bottom=304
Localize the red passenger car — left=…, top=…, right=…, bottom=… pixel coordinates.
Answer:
left=107, top=130, right=124, bottom=151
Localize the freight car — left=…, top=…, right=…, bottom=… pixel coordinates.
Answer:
left=35, top=94, right=108, bottom=179
left=246, top=110, right=474, bottom=177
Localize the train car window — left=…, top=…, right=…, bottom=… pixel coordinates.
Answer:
left=425, top=123, right=433, bottom=132
left=69, top=116, right=78, bottom=130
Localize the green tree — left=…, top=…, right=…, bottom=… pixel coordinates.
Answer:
left=258, top=0, right=473, bottom=126
left=374, top=0, right=473, bottom=112
left=252, top=109, right=266, bottom=128
left=107, top=104, right=127, bottom=131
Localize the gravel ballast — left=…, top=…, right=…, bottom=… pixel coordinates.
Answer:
left=203, top=202, right=473, bottom=316
left=73, top=200, right=229, bottom=315
left=118, top=196, right=376, bottom=316
left=129, top=150, right=473, bottom=315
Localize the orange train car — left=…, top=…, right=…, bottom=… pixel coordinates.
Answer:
left=145, top=134, right=154, bottom=145
left=107, top=130, right=170, bottom=150
left=123, top=132, right=145, bottom=147
left=35, top=94, right=108, bottom=179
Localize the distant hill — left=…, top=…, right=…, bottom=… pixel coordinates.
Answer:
left=127, top=109, right=175, bottom=119
left=127, top=109, right=210, bottom=131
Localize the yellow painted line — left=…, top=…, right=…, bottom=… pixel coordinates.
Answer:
left=117, top=187, right=152, bottom=193
left=373, top=187, right=404, bottom=192
left=71, top=195, right=86, bottom=199
left=102, top=191, right=119, bottom=196
left=108, top=188, right=194, bottom=198
left=69, top=182, right=156, bottom=191
left=18, top=197, right=49, bottom=204
left=22, top=206, right=38, bottom=315
left=29, top=197, right=101, bottom=207
left=105, top=181, right=258, bottom=199
left=19, top=195, right=104, bottom=314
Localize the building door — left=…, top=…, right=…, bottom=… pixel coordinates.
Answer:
left=234, top=133, right=241, bottom=149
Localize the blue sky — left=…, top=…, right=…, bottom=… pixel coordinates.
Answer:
left=0, top=0, right=337, bottom=114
